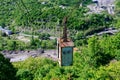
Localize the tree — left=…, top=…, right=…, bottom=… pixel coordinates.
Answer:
left=7, top=40, right=17, bottom=50
left=16, top=69, right=33, bottom=80
left=88, top=36, right=114, bottom=67
left=39, top=33, right=50, bottom=40
left=0, top=53, right=17, bottom=80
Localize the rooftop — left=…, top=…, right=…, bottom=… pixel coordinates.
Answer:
left=58, top=38, right=74, bottom=47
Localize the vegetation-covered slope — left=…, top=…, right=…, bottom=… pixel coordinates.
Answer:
left=0, top=0, right=120, bottom=80
left=13, top=52, right=120, bottom=80
left=12, top=32, right=120, bottom=80
left=0, top=0, right=114, bottom=30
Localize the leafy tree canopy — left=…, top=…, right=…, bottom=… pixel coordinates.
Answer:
left=0, top=53, right=17, bottom=80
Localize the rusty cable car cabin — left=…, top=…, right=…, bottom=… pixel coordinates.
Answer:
left=57, top=17, right=74, bottom=66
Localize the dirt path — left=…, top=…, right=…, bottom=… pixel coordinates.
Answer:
left=1, top=49, right=58, bottom=62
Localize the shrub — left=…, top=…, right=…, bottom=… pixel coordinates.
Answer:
left=0, top=53, right=17, bottom=80
left=16, top=69, right=33, bottom=80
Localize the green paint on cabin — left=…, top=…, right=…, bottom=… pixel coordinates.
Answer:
left=61, top=47, right=73, bottom=66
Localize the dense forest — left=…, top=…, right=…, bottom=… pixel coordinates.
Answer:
left=0, top=0, right=120, bottom=80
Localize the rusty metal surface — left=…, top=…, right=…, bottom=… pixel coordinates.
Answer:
left=58, top=38, right=74, bottom=47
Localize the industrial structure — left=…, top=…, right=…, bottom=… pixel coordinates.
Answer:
left=57, top=17, right=74, bottom=66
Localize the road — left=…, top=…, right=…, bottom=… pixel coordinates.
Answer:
left=19, top=33, right=38, bottom=38
left=87, top=28, right=120, bottom=38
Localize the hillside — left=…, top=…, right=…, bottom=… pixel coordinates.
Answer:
left=0, top=0, right=120, bottom=80
left=0, top=0, right=114, bottom=30
left=12, top=53, right=120, bottom=80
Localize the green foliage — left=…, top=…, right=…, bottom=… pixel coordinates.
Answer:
left=90, top=61, right=120, bottom=80
left=41, top=40, right=56, bottom=49
left=38, top=33, right=50, bottom=40
left=115, top=18, right=120, bottom=28
left=0, top=0, right=15, bottom=26
left=29, top=36, right=41, bottom=49
left=75, top=31, right=84, bottom=40
left=13, top=57, right=58, bottom=80
left=0, top=53, right=17, bottom=80
left=100, top=33, right=120, bottom=60
left=7, top=39, right=27, bottom=50
left=13, top=51, right=120, bottom=80
left=0, top=36, right=26, bottom=51
left=115, top=1, right=120, bottom=27
left=0, top=0, right=113, bottom=31
left=84, top=26, right=105, bottom=36
left=75, top=39, right=87, bottom=46
left=115, top=1, right=120, bottom=14
left=0, top=35, right=56, bottom=50
left=87, top=36, right=114, bottom=67
left=56, top=0, right=92, bottom=7
left=16, top=69, right=33, bottom=80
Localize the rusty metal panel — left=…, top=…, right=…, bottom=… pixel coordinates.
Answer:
left=58, top=38, right=74, bottom=47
